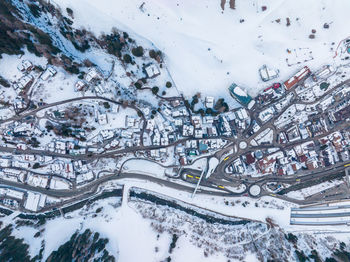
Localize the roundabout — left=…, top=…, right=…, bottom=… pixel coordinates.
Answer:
left=249, top=185, right=261, bottom=197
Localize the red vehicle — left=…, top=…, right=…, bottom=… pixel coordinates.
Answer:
left=263, top=83, right=281, bottom=92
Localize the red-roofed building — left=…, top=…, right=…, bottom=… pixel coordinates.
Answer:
left=299, top=154, right=308, bottom=163
left=284, top=66, right=311, bottom=90
left=245, top=153, right=256, bottom=165
left=258, top=158, right=276, bottom=174
left=278, top=168, right=285, bottom=176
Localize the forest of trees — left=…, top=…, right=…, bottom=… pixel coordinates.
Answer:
left=0, top=225, right=115, bottom=262
left=46, top=229, right=115, bottom=262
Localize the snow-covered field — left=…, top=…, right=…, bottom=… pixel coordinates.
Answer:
left=54, top=0, right=350, bottom=98
left=5, top=180, right=350, bottom=262
left=122, top=159, right=167, bottom=177
left=6, top=181, right=263, bottom=262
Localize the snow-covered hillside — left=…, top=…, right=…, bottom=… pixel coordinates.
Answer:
left=54, top=0, right=350, bottom=97
left=4, top=181, right=350, bottom=262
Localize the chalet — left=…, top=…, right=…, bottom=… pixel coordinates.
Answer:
left=306, top=159, right=318, bottom=170
left=121, top=130, right=132, bottom=139
left=0, top=158, right=11, bottom=168
left=194, top=129, right=203, bottom=138
left=206, top=126, right=217, bottom=137
left=278, top=132, right=288, bottom=144
left=299, top=154, right=308, bottom=163
left=100, top=130, right=114, bottom=140
left=144, top=64, right=160, bottom=78
left=218, top=115, right=231, bottom=135
left=330, top=132, right=343, bottom=152
left=14, top=75, right=34, bottom=90
left=182, top=125, right=194, bottom=137
left=74, top=80, right=87, bottom=92
left=203, top=116, right=214, bottom=124
left=235, top=108, right=249, bottom=120
left=257, top=151, right=284, bottom=175
left=179, top=157, right=187, bottom=166
left=150, top=149, right=161, bottom=159
left=171, top=99, right=181, bottom=107
left=146, top=119, right=155, bottom=132
left=94, top=84, right=107, bottom=95
left=160, top=137, right=169, bottom=146
left=172, top=107, right=188, bottom=117
left=191, top=115, right=202, bottom=128
left=277, top=168, right=285, bottom=176
left=205, top=96, right=215, bottom=108
left=76, top=171, right=94, bottom=184
left=41, top=67, right=57, bottom=81
left=97, top=112, right=108, bottom=125
left=258, top=157, right=276, bottom=174
left=55, top=141, right=66, bottom=153
left=185, top=140, right=197, bottom=149
left=125, top=116, right=138, bottom=128
left=152, top=131, right=161, bottom=146
left=17, top=60, right=33, bottom=72
left=85, top=68, right=102, bottom=83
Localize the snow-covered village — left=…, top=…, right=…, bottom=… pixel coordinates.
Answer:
left=1, top=0, right=350, bottom=261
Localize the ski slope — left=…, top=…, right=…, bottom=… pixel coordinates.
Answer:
left=54, top=0, right=350, bottom=98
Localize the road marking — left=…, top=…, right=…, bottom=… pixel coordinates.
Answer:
left=192, top=169, right=206, bottom=198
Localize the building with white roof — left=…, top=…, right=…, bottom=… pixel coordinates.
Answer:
left=259, top=64, right=279, bottom=82
left=98, top=112, right=108, bottom=125
left=205, top=96, right=215, bottom=108
left=15, top=75, right=34, bottom=90
left=50, top=177, right=70, bottom=189
left=85, top=68, right=102, bottom=83
left=24, top=192, right=42, bottom=212
left=0, top=158, right=11, bottom=168
left=76, top=171, right=94, bottom=184
left=144, top=64, right=161, bottom=78
left=75, top=80, right=87, bottom=91
left=0, top=188, right=24, bottom=200
left=17, top=60, right=33, bottom=72
left=41, top=67, right=57, bottom=81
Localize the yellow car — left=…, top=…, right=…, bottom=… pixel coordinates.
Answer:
left=186, top=174, right=193, bottom=178
left=217, top=185, right=225, bottom=189
left=270, top=194, right=276, bottom=197
left=224, top=156, right=230, bottom=161
left=344, top=163, right=350, bottom=167
left=296, top=179, right=300, bottom=182
left=195, top=176, right=200, bottom=180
